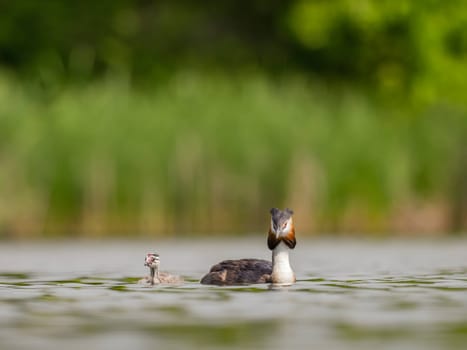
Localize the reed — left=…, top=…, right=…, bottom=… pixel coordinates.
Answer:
left=0, top=73, right=465, bottom=237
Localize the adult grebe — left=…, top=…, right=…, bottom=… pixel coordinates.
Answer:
left=140, top=253, right=184, bottom=285
left=200, top=208, right=296, bottom=285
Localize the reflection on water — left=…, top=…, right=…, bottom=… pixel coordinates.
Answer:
left=0, top=238, right=467, bottom=350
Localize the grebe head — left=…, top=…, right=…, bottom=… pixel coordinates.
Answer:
left=145, top=253, right=160, bottom=268
left=270, top=208, right=293, bottom=237
left=268, top=208, right=296, bottom=250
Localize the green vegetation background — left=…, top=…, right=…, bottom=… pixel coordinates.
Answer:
left=0, top=1, right=466, bottom=237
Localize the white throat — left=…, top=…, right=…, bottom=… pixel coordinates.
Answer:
left=271, top=243, right=295, bottom=285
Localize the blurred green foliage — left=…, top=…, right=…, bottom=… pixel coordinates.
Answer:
left=0, top=1, right=466, bottom=236
left=0, top=74, right=465, bottom=236
left=2, top=0, right=467, bottom=105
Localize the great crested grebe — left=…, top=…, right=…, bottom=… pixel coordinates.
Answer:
left=140, top=253, right=184, bottom=285
left=200, top=208, right=296, bottom=285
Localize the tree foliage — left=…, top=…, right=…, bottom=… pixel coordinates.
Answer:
left=0, top=0, right=466, bottom=105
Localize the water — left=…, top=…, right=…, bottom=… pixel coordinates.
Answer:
left=1, top=238, right=467, bottom=350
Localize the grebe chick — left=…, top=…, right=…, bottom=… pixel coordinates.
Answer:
left=201, top=208, right=296, bottom=286
left=140, top=253, right=184, bottom=285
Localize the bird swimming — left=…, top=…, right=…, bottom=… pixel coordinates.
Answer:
left=140, top=253, right=184, bottom=285
left=200, top=208, right=297, bottom=285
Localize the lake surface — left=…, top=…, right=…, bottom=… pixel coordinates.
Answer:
left=1, top=237, right=467, bottom=350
